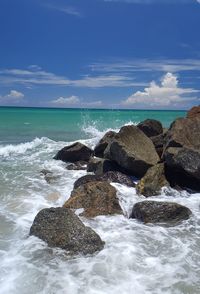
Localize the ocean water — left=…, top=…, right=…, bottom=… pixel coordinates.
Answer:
left=1, top=107, right=200, bottom=294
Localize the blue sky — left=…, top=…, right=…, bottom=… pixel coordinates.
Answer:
left=0, top=0, right=200, bottom=109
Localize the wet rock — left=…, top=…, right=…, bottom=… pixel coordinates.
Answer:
left=87, top=157, right=119, bottom=175
left=137, top=119, right=163, bottom=137
left=187, top=105, right=200, bottom=119
left=164, top=117, right=200, bottom=151
left=66, top=161, right=87, bottom=170
left=164, top=147, right=200, bottom=191
left=130, top=201, right=192, bottom=224
left=40, top=169, right=60, bottom=184
left=54, top=142, right=93, bottom=163
left=94, top=131, right=117, bottom=158
left=104, top=125, right=159, bottom=178
left=136, top=163, right=169, bottom=197
left=64, top=181, right=122, bottom=218
left=30, top=207, right=104, bottom=255
left=73, top=171, right=135, bottom=190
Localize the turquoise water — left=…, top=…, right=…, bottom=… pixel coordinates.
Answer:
left=0, top=107, right=186, bottom=144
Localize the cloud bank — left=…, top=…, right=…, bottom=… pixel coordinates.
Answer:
left=122, top=72, right=199, bottom=108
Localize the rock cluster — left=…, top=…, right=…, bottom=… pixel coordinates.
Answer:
left=32, top=106, right=200, bottom=256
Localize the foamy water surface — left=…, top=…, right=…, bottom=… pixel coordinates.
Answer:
left=0, top=125, right=200, bottom=294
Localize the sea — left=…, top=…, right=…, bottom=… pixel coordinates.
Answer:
left=0, top=107, right=200, bottom=294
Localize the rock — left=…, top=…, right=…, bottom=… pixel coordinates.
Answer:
left=46, top=192, right=61, bottom=201
left=187, top=106, right=200, bottom=118
left=73, top=171, right=135, bottom=190
left=30, top=207, right=104, bottom=255
left=136, top=163, right=169, bottom=197
left=66, top=161, right=87, bottom=170
left=87, top=157, right=119, bottom=175
left=137, top=119, right=163, bottom=137
left=164, top=147, right=200, bottom=191
left=54, top=142, right=93, bottom=163
left=164, top=117, right=200, bottom=151
left=151, top=133, right=167, bottom=158
left=40, top=169, right=60, bottom=184
left=104, top=125, right=159, bottom=178
left=130, top=201, right=192, bottom=224
left=94, top=131, right=117, bottom=158
left=64, top=181, right=122, bottom=218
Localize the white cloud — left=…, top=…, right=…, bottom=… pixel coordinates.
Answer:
left=122, top=72, right=199, bottom=108
left=0, top=67, right=143, bottom=88
left=0, top=90, right=24, bottom=104
left=51, top=95, right=80, bottom=106
left=91, top=58, right=200, bottom=74
left=43, top=4, right=82, bottom=17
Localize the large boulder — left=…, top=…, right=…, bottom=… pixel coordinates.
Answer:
left=73, top=171, right=135, bottom=190
left=137, top=119, right=163, bottom=137
left=187, top=106, right=200, bottom=119
left=64, top=181, right=122, bottom=218
left=136, top=163, right=169, bottom=197
left=164, top=147, right=200, bottom=190
left=54, top=142, right=93, bottom=163
left=164, top=117, right=200, bottom=151
left=94, top=131, right=117, bottom=158
left=130, top=201, right=192, bottom=224
left=30, top=207, right=104, bottom=255
left=104, top=125, right=159, bottom=178
left=87, top=157, right=120, bottom=175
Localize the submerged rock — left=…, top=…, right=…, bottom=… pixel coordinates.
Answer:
left=64, top=181, right=122, bottom=218
left=130, top=201, right=191, bottom=224
left=136, top=163, right=169, bottom=197
left=54, top=142, right=93, bottom=163
left=104, top=125, right=159, bottom=177
left=137, top=119, right=163, bottom=137
left=66, top=161, right=87, bottom=170
left=30, top=207, right=104, bottom=255
left=94, top=131, right=117, bottom=158
left=73, top=171, right=135, bottom=190
left=40, top=169, right=60, bottom=184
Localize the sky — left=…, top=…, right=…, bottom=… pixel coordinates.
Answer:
left=0, top=0, right=200, bottom=109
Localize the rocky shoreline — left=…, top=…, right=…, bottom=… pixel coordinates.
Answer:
left=30, top=106, right=200, bottom=256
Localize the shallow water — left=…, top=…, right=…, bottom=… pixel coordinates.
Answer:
left=0, top=108, right=199, bottom=294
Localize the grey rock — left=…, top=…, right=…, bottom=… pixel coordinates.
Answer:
left=137, top=119, right=163, bottom=137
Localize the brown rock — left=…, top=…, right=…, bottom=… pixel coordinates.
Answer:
left=94, top=131, right=117, bottom=158
left=137, top=119, right=163, bottom=137
left=64, top=181, right=122, bottom=218
left=187, top=106, right=200, bottom=118
left=87, top=157, right=119, bottom=175
left=136, top=163, right=169, bottom=197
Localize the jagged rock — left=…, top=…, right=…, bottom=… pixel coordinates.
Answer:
left=53, top=142, right=93, bottom=163
left=130, top=201, right=192, bottom=224
left=30, top=207, right=104, bottom=255
left=94, top=131, right=117, bottom=158
left=87, top=157, right=119, bottom=175
left=164, top=147, right=200, bottom=191
left=104, top=125, right=159, bottom=178
left=136, top=163, right=169, bottom=197
left=73, top=171, right=135, bottom=190
left=164, top=117, right=200, bottom=151
left=64, top=181, right=122, bottom=218
left=66, top=161, right=87, bottom=170
left=137, top=119, right=163, bottom=137
left=187, top=106, right=200, bottom=118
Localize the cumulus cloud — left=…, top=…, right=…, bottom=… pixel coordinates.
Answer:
left=51, top=95, right=80, bottom=106
left=0, top=90, right=24, bottom=104
left=122, top=72, right=199, bottom=108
